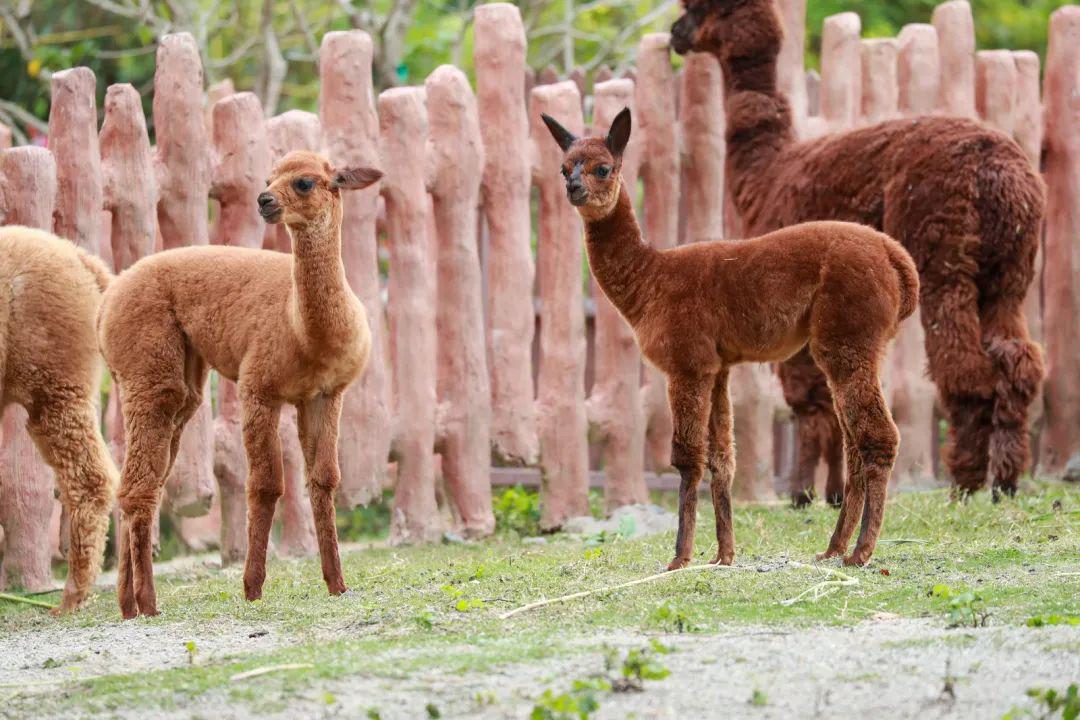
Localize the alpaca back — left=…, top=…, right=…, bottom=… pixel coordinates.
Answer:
left=0, top=226, right=112, bottom=403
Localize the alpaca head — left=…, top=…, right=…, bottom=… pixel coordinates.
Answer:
left=258, top=150, right=382, bottom=229
left=542, top=107, right=631, bottom=221
left=670, top=0, right=783, bottom=65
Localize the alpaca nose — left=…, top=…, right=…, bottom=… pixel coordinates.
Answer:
left=257, top=192, right=275, bottom=208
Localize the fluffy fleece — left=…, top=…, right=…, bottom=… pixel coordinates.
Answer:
left=671, top=0, right=1046, bottom=501
left=0, top=225, right=118, bottom=614
left=543, top=108, right=917, bottom=566
left=98, top=151, right=380, bottom=618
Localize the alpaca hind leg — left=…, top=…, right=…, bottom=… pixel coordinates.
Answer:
left=823, top=418, right=846, bottom=508
left=116, top=384, right=187, bottom=617
left=297, top=391, right=348, bottom=595
left=707, top=369, right=736, bottom=566
left=981, top=298, right=1043, bottom=499
left=666, top=372, right=715, bottom=571
left=240, top=392, right=283, bottom=601
left=828, top=373, right=898, bottom=566
left=26, top=394, right=119, bottom=614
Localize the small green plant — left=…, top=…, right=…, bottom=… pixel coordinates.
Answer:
left=650, top=600, right=697, bottom=633
left=532, top=642, right=672, bottom=718
left=930, top=585, right=991, bottom=628
left=441, top=584, right=487, bottom=612
left=365, top=709, right=382, bottom=720
left=531, top=679, right=607, bottom=720
left=42, top=657, right=61, bottom=669
left=1026, top=615, right=1080, bottom=628
left=426, top=702, right=442, bottom=718
left=184, top=640, right=197, bottom=666
left=750, top=688, right=769, bottom=706
left=1003, top=683, right=1079, bottom=720
left=493, top=486, right=542, bottom=536
left=606, top=639, right=672, bottom=692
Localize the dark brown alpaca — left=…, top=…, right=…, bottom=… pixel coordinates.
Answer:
left=543, top=108, right=918, bottom=566
left=98, top=151, right=379, bottom=618
left=671, top=0, right=1045, bottom=504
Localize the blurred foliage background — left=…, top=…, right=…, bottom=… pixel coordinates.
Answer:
left=0, top=0, right=1069, bottom=143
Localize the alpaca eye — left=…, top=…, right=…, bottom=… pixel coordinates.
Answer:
left=560, top=167, right=570, bottom=178
left=596, top=166, right=611, bottom=179
left=293, top=178, right=315, bottom=193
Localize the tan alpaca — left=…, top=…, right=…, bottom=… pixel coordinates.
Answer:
left=0, top=226, right=118, bottom=614
left=98, top=151, right=381, bottom=618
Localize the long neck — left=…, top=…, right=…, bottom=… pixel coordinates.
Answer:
left=717, top=33, right=796, bottom=224
left=583, top=183, right=657, bottom=325
left=286, top=208, right=353, bottom=342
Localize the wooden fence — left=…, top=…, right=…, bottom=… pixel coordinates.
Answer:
left=0, top=0, right=1077, bottom=590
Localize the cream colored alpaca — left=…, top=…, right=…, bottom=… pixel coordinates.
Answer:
left=98, top=151, right=381, bottom=618
left=0, top=225, right=117, bottom=614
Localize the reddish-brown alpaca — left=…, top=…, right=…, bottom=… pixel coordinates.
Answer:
left=543, top=108, right=918, bottom=566
left=671, top=0, right=1045, bottom=504
left=98, top=151, right=380, bottom=618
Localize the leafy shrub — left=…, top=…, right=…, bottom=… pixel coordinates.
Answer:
left=930, top=585, right=991, bottom=628
left=493, top=486, right=542, bottom=536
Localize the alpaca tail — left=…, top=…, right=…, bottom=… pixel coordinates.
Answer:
left=884, top=240, right=919, bottom=324
left=75, top=248, right=113, bottom=295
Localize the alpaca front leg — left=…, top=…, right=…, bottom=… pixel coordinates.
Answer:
left=297, top=391, right=348, bottom=596
left=707, top=369, right=736, bottom=566
left=666, top=373, right=715, bottom=571
left=240, top=395, right=283, bottom=602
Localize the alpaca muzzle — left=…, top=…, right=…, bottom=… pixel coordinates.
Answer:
left=670, top=14, right=697, bottom=55
left=257, top=192, right=283, bottom=223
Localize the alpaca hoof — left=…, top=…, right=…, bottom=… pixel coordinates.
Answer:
left=666, top=557, right=690, bottom=571
left=328, top=584, right=348, bottom=596
left=825, top=493, right=844, bottom=508
left=842, top=553, right=869, bottom=567
left=245, top=588, right=263, bottom=602
left=815, top=549, right=841, bottom=562
left=709, top=552, right=734, bottom=566
left=991, top=484, right=1017, bottom=503
left=790, top=491, right=814, bottom=509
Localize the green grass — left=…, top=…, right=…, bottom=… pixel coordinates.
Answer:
left=1, top=482, right=1077, bottom=716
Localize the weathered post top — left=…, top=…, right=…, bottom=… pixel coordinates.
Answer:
left=49, top=66, right=103, bottom=254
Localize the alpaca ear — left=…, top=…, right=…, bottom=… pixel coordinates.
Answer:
left=541, top=113, right=578, bottom=152
left=331, top=166, right=383, bottom=190
left=605, top=107, right=632, bottom=157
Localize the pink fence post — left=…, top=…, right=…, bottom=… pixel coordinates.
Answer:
left=153, top=32, right=216, bottom=519
left=100, top=84, right=157, bottom=272
left=426, top=66, right=496, bottom=536
left=636, top=34, right=678, bottom=471
left=264, top=110, right=323, bottom=252
left=897, top=24, right=940, bottom=117
left=210, top=92, right=269, bottom=249
left=861, top=39, right=899, bottom=124
left=530, top=81, right=590, bottom=528
left=320, top=30, right=393, bottom=507
left=1040, top=6, right=1080, bottom=475
left=379, top=87, right=442, bottom=543
left=775, top=0, right=808, bottom=131
left=591, top=78, right=647, bottom=510
left=204, top=78, right=236, bottom=131
left=885, top=36, right=941, bottom=488
left=932, top=0, right=976, bottom=119
left=50, top=67, right=103, bottom=255
left=0, top=125, right=10, bottom=149
left=821, top=13, right=862, bottom=131
left=1012, top=51, right=1045, bottom=353
left=975, top=51, right=1017, bottom=136
left=474, top=3, right=539, bottom=465
left=0, top=147, right=58, bottom=593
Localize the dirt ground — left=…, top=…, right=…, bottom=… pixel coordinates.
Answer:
left=2, top=613, right=1077, bottom=719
